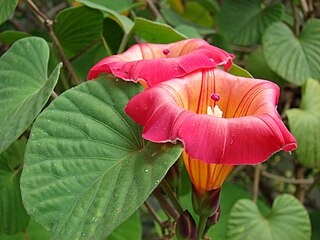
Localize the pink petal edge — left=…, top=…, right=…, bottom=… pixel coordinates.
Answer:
left=88, top=39, right=234, bottom=86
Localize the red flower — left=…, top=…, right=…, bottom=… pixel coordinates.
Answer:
left=125, top=69, right=297, bottom=190
left=87, top=39, right=234, bottom=87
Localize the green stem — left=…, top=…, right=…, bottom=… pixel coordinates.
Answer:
left=290, top=0, right=300, bottom=36
left=196, top=216, right=207, bottom=240
left=161, top=179, right=184, bottom=215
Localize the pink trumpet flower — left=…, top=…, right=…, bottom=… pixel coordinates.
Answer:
left=125, top=69, right=297, bottom=190
left=88, top=39, right=234, bottom=87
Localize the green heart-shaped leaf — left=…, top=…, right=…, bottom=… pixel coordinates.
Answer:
left=130, top=18, right=187, bottom=44
left=53, top=6, right=103, bottom=57
left=263, top=19, right=320, bottom=85
left=21, top=78, right=182, bottom=240
left=220, top=0, right=283, bottom=46
left=227, top=194, right=311, bottom=240
left=0, top=139, right=30, bottom=234
left=0, top=37, right=62, bottom=153
left=0, top=0, right=18, bottom=25
left=287, top=78, right=320, bottom=168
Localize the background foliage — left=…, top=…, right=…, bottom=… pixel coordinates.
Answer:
left=0, top=0, right=319, bottom=239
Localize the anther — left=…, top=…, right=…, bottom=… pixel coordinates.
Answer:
left=210, top=93, right=220, bottom=102
left=163, top=49, right=170, bottom=55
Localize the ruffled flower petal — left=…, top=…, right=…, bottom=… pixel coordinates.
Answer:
left=88, top=39, right=234, bottom=86
left=125, top=69, right=297, bottom=165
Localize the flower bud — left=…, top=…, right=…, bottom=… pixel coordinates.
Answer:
left=206, top=206, right=221, bottom=227
left=192, top=187, right=221, bottom=217
left=175, top=210, right=197, bottom=240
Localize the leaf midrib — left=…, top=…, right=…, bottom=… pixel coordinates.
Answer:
left=52, top=142, right=147, bottom=238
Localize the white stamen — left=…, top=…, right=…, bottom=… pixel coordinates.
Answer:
left=207, top=105, right=223, bottom=118
left=213, top=105, right=223, bottom=118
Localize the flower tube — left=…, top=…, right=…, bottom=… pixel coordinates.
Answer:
left=88, top=39, right=234, bottom=87
left=125, top=68, right=297, bottom=191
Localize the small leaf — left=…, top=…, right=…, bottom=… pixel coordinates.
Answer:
left=175, top=25, right=201, bottom=39
left=130, top=18, right=187, bottom=44
left=220, top=0, right=283, bottom=46
left=227, top=194, right=311, bottom=240
left=0, top=30, right=30, bottom=45
left=53, top=6, right=103, bottom=57
left=21, top=78, right=182, bottom=240
left=263, top=19, right=320, bottom=85
left=286, top=79, right=320, bottom=168
left=228, top=64, right=253, bottom=78
left=0, top=139, right=30, bottom=234
left=0, top=0, right=18, bottom=25
left=77, top=0, right=134, bottom=34
left=245, top=47, right=284, bottom=84
left=0, top=37, right=62, bottom=153
left=0, top=218, right=50, bottom=240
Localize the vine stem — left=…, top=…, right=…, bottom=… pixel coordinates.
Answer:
left=153, top=188, right=179, bottom=220
left=290, top=0, right=300, bottom=36
left=295, top=164, right=307, bottom=202
left=25, top=0, right=81, bottom=85
left=261, top=169, right=314, bottom=184
left=144, top=201, right=165, bottom=229
left=146, top=0, right=163, bottom=20
left=196, top=216, right=207, bottom=240
left=51, top=91, right=59, bottom=98
left=23, top=229, right=29, bottom=240
left=252, top=164, right=262, bottom=203
left=160, top=179, right=184, bottom=215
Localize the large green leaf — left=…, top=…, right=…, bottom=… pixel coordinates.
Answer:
left=21, top=78, right=183, bottom=240
left=227, top=194, right=311, bottom=240
left=77, top=0, right=134, bottom=34
left=286, top=79, right=320, bottom=168
left=130, top=18, right=187, bottom=44
left=0, top=212, right=141, bottom=240
left=0, top=0, right=18, bottom=25
left=0, top=139, right=30, bottom=234
left=220, top=0, right=283, bottom=46
left=263, top=19, right=320, bottom=85
left=0, top=37, right=62, bottom=153
left=53, top=6, right=103, bottom=57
